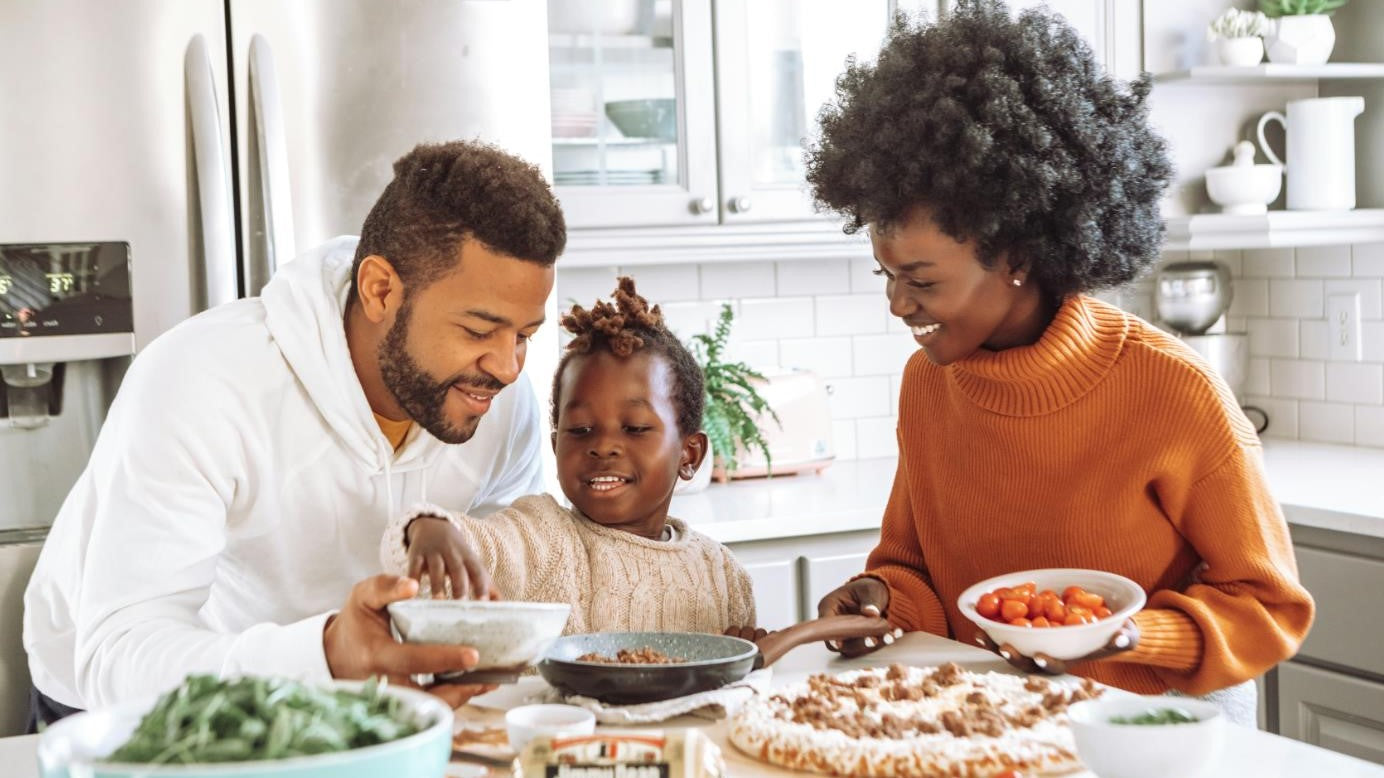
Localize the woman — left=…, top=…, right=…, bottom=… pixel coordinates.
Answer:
left=812, top=1, right=1312, bottom=724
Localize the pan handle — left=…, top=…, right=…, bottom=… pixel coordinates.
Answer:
left=754, top=614, right=896, bottom=668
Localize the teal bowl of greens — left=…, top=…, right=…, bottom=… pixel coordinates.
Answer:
left=36, top=675, right=452, bottom=778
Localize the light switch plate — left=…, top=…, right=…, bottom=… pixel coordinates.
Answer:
left=1327, top=292, right=1363, bottom=362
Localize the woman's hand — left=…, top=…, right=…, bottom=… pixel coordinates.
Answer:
left=816, top=577, right=894, bottom=657
left=975, top=618, right=1140, bottom=675
left=406, top=515, right=497, bottom=600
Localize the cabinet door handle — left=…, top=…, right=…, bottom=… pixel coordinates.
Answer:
left=690, top=197, right=715, bottom=215
left=729, top=196, right=752, bottom=214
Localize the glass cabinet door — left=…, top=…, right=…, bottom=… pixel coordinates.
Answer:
left=548, top=0, right=719, bottom=228
left=713, top=0, right=891, bottom=223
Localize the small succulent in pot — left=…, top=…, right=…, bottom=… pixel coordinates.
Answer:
left=1207, top=8, right=1270, bottom=40
left=1258, top=0, right=1349, bottom=16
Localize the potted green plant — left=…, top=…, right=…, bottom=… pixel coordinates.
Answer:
left=1207, top=8, right=1270, bottom=66
left=1259, top=0, right=1350, bottom=65
left=689, top=303, right=780, bottom=483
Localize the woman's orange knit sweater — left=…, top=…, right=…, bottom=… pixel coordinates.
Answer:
left=866, top=294, right=1314, bottom=696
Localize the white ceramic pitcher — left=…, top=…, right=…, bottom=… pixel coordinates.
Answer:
left=1256, top=96, right=1365, bottom=211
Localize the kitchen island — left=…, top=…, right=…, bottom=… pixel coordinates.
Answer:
left=4, top=631, right=1378, bottom=777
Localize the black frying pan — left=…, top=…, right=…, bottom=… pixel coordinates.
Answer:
left=536, top=615, right=893, bottom=704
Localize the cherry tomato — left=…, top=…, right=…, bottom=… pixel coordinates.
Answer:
left=1031, top=616, right=1051, bottom=628
left=1062, top=585, right=1085, bottom=601
left=1044, top=599, right=1067, bottom=623
left=1008, top=617, right=1033, bottom=627
left=1094, top=605, right=1113, bottom=619
left=1068, top=590, right=1106, bottom=610
left=977, top=593, right=1001, bottom=619
left=1000, top=598, right=1029, bottom=622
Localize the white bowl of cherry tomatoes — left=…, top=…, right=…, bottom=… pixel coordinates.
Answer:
left=957, top=568, right=1146, bottom=660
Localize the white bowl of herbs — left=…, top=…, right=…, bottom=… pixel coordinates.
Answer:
left=35, top=674, right=452, bottom=777
left=1067, top=695, right=1225, bottom=778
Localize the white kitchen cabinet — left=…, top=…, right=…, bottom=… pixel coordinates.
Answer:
left=726, top=529, right=880, bottom=628
left=799, top=550, right=871, bottom=620
left=549, top=0, right=899, bottom=266
left=1004, top=0, right=1143, bottom=79
left=739, top=558, right=799, bottom=631
left=1268, top=524, right=1384, bottom=765
left=1278, top=662, right=1384, bottom=766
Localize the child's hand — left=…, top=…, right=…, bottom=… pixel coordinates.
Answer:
left=724, top=625, right=769, bottom=642
left=405, top=515, right=498, bottom=600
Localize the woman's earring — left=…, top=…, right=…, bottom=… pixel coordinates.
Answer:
left=1012, top=278, right=1023, bottom=287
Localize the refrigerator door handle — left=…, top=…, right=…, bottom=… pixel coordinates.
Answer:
left=249, top=34, right=295, bottom=295
left=185, top=34, right=238, bottom=310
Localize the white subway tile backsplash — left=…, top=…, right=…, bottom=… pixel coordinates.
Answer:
left=1295, top=245, right=1352, bottom=277
left=1246, top=395, right=1297, bottom=440
left=855, top=415, right=900, bottom=459
left=1229, top=278, right=1269, bottom=317
left=1357, top=406, right=1384, bottom=448
left=700, top=263, right=775, bottom=299
left=1323, top=279, right=1383, bottom=320
left=849, top=257, right=886, bottom=294
left=779, top=337, right=854, bottom=378
left=1247, top=318, right=1299, bottom=358
left=1364, top=322, right=1384, bottom=362
left=1270, top=359, right=1325, bottom=400
left=1269, top=279, right=1324, bottom=318
left=886, top=312, right=912, bottom=335
left=620, top=264, right=700, bottom=303
left=1243, top=248, right=1295, bottom=278
left=1299, top=401, right=1356, bottom=444
left=852, top=334, right=920, bottom=377
left=1326, top=362, right=1384, bottom=405
left=831, top=419, right=858, bottom=460
left=1299, top=320, right=1329, bottom=360
left=816, top=295, right=889, bottom=336
left=725, top=339, right=779, bottom=369
left=824, top=376, right=891, bottom=419
left=1247, top=357, right=1271, bottom=396
left=557, top=267, right=620, bottom=308
left=659, top=300, right=725, bottom=339
left=1353, top=243, right=1384, bottom=277
left=736, top=297, right=815, bottom=341
left=1213, top=249, right=1243, bottom=277
left=776, top=259, right=851, bottom=297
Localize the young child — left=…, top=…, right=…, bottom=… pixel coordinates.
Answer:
left=809, top=0, right=1312, bottom=726
left=379, top=277, right=756, bottom=635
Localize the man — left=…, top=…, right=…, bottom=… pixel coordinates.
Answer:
left=23, top=140, right=566, bottom=727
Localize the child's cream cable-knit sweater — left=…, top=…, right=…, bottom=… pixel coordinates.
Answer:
left=379, top=494, right=757, bottom=634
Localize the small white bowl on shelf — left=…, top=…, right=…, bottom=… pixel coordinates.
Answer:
left=1205, top=140, right=1282, bottom=215
left=1068, top=695, right=1225, bottom=778
left=956, top=568, right=1145, bottom=661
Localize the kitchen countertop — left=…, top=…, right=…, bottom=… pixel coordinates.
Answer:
left=8, top=632, right=1378, bottom=777
left=678, top=440, right=1384, bottom=544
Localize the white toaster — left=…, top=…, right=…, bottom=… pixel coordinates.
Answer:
left=717, top=367, right=834, bottom=480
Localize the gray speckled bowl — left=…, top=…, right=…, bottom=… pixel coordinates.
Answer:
left=387, top=600, right=571, bottom=683
left=537, top=631, right=759, bottom=704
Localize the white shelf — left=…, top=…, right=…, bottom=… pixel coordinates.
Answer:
left=1162, top=209, right=1384, bottom=250
left=548, top=33, right=673, bottom=50
left=562, top=221, right=872, bottom=268
left=1153, top=63, right=1384, bottom=85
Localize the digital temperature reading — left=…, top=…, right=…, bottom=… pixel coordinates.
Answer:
left=45, top=272, right=75, bottom=293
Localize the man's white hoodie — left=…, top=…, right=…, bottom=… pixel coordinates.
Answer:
left=23, top=237, right=544, bottom=709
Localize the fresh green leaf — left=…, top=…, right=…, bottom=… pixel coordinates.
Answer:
left=104, top=675, right=422, bottom=765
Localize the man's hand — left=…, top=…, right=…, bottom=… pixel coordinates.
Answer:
left=816, top=577, right=893, bottom=657
left=324, top=575, right=496, bottom=707
left=406, top=515, right=498, bottom=600
left=975, top=618, right=1140, bottom=675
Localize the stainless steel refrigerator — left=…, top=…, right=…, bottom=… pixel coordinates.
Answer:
left=0, top=0, right=552, bottom=735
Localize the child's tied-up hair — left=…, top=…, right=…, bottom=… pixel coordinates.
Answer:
left=551, top=277, right=705, bottom=438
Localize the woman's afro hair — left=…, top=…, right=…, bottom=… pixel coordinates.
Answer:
left=551, top=277, right=705, bottom=438
left=806, top=0, right=1173, bottom=298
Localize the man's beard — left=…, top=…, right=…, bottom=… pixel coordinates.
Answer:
left=378, top=301, right=506, bottom=444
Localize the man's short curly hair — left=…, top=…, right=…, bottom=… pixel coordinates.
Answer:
left=806, top=0, right=1172, bottom=298
left=350, top=140, right=566, bottom=299
left=552, top=277, right=705, bottom=438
